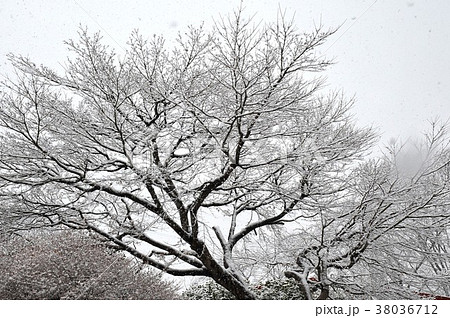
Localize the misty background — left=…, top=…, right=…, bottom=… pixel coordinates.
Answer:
left=1, top=0, right=449, bottom=147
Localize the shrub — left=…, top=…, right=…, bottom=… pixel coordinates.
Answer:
left=0, top=231, right=179, bottom=299
left=183, top=279, right=306, bottom=300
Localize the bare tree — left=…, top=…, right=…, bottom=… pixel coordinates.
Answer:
left=0, top=9, right=376, bottom=299
left=281, top=124, right=450, bottom=299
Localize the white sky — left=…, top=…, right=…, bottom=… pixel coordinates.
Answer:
left=1, top=0, right=449, bottom=147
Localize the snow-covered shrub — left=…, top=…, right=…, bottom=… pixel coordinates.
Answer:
left=183, top=280, right=235, bottom=300
left=255, top=279, right=307, bottom=300
left=0, top=230, right=179, bottom=299
left=183, top=279, right=306, bottom=300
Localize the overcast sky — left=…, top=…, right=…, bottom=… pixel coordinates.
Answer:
left=1, top=0, right=449, bottom=148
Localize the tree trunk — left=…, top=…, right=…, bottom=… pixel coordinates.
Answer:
left=213, top=271, right=256, bottom=299
left=317, top=286, right=329, bottom=300
left=192, top=239, right=257, bottom=299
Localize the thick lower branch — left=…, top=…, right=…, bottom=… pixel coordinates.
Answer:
left=86, top=224, right=207, bottom=277
left=132, top=232, right=203, bottom=268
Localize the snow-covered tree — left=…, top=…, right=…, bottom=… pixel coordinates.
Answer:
left=264, top=125, right=450, bottom=299
left=2, top=8, right=448, bottom=299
